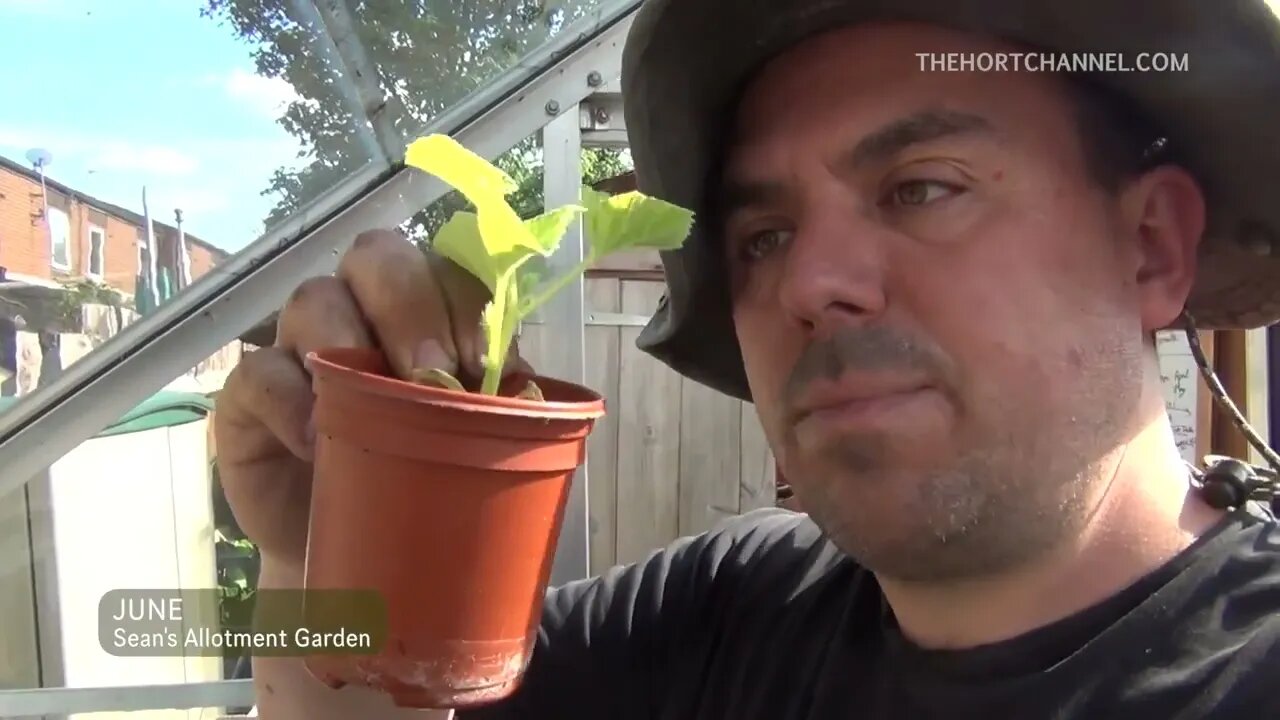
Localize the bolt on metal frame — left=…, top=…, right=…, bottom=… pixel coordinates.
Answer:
left=0, top=0, right=640, bottom=715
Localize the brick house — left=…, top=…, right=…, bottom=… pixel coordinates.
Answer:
left=0, top=153, right=227, bottom=298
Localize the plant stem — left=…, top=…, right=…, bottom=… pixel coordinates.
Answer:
left=479, top=252, right=598, bottom=395
left=480, top=273, right=522, bottom=395
left=517, top=253, right=596, bottom=317
left=480, top=276, right=508, bottom=395
left=480, top=343, right=506, bottom=395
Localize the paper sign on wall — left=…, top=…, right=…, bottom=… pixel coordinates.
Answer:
left=1157, top=330, right=1200, bottom=464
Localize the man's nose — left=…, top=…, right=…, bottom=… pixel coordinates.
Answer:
left=776, top=211, right=890, bottom=338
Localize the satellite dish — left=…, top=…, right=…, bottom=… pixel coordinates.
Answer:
left=25, top=148, right=52, bottom=170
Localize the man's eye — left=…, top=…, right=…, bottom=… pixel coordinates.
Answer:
left=740, top=229, right=791, bottom=261
left=889, top=180, right=960, bottom=206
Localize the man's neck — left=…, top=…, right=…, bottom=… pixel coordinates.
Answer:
left=876, top=406, right=1225, bottom=651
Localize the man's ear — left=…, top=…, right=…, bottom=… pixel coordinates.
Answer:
left=1120, top=164, right=1205, bottom=331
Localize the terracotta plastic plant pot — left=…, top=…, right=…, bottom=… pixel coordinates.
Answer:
left=301, top=346, right=605, bottom=709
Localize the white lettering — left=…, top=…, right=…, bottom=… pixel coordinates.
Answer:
left=916, top=51, right=1189, bottom=74
left=294, top=628, right=373, bottom=650
left=112, top=596, right=182, bottom=621
left=186, top=627, right=289, bottom=648
left=113, top=627, right=177, bottom=648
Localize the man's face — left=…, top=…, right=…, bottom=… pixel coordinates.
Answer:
left=723, top=23, right=1200, bottom=581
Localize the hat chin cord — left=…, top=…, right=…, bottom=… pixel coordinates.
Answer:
left=1180, top=311, right=1280, bottom=514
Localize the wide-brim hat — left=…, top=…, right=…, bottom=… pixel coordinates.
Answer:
left=623, top=0, right=1280, bottom=402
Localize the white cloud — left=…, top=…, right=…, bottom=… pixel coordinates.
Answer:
left=0, top=127, right=73, bottom=155
left=223, top=68, right=301, bottom=119
left=0, top=127, right=200, bottom=176
left=0, top=120, right=310, bottom=249
left=146, top=186, right=230, bottom=217
left=0, top=0, right=78, bottom=15
left=0, top=124, right=305, bottom=182
left=89, top=142, right=199, bottom=176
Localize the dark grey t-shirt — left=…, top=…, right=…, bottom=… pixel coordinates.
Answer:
left=464, top=502, right=1280, bottom=719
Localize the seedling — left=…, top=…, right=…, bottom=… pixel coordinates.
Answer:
left=405, top=134, right=695, bottom=396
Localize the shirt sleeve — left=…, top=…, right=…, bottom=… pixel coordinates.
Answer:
left=458, top=507, right=811, bottom=720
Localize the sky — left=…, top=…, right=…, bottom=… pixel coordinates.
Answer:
left=0, top=0, right=311, bottom=253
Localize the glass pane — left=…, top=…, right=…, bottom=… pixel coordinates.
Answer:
left=0, top=119, right=629, bottom=713
left=0, top=0, right=619, bottom=416
left=0, top=379, right=234, bottom=692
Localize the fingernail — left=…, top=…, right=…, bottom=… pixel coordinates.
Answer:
left=413, top=339, right=452, bottom=373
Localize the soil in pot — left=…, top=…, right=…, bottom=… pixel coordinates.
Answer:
left=301, top=346, right=605, bottom=709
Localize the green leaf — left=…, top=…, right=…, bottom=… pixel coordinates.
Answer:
left=433, top=210, right=544, bottom=294
left=405, top=134, right=517, bottom=200
left=581, top=187, right=696, bottom=257
left=408, top=134, right=543, bottom=260
left=476, top=202, right=542, bottom=257
left=433, top=211, right=496, bottom=291
left=524, top=204, right=585, bottom=254
left=404, top=133, right=693, bottom=395
left=516, top=257, right=547, bottom=300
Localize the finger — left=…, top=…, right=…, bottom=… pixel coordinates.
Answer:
left=430, top=255, right=537, bottom=383
left=428, top=254, right=493, bottom=381
left=339, top=229, right=457, bottom=380
left=275, top=276, right=375, bottom=364
left=217, top=347, right=316, bottom=464
left=215, top=349, right=314, bottom=566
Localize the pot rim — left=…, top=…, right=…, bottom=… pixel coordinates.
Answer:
left=307, top=347, right=607, bottom=421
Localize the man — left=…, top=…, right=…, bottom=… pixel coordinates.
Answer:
left=215, top=0, right=1280, bottom=717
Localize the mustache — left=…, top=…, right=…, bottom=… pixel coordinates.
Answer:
left=784, top=325, right=952, bottom=404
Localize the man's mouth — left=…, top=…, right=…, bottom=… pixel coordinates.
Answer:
left=790, top=375, right=934, bottom=431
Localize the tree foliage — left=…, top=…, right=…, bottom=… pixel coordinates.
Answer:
left=200, top=0, right=630, bottom=240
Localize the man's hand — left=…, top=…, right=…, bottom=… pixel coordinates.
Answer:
left=214, top=229, right=532, bottom=573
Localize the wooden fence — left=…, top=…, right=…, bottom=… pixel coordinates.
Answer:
left=518, top=277, right=777, bottom=576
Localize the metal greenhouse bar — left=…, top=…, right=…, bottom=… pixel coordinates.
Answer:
left=0, top=1, right=640, bottom=716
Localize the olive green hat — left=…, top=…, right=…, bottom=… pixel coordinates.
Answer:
left=622, top=0, right=1280, bottom=401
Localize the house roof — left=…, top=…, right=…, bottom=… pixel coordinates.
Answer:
left=0, top=153, right=229, bottom=259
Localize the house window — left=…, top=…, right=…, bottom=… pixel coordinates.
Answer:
left=48, top=206, right=71, bottom=270
left=87, top=225, right=105, bottom=279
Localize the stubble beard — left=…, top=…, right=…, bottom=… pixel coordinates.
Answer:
left=798, top=335, right=1144, bottom=584
left=809, top=434, right=1110, bottom=584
